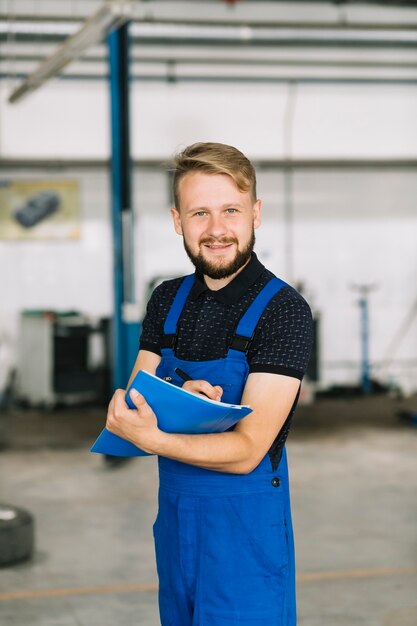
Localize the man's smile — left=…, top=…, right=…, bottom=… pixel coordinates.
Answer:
left=201, top=239, right=236, bottom=253
left=204, top=243, right=233, bottom=250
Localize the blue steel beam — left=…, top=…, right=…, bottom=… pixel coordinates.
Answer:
left=108, top=22, right=139, bottom=391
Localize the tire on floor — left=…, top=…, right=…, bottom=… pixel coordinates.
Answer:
left=0, top=504, right=35, bottom=566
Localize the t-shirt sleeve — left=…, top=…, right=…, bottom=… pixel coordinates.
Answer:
left=247, top=287, right=314, bottom=380
left=139, top=286, right=164, bottom=356
left=139, top=278, right=184, bottom=356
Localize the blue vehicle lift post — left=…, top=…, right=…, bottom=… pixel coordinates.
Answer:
left=352, top=284, right=377, bottom=394
left=108, top=22, right=140, bottom=391
left=359, top=292, right=371, bottom=394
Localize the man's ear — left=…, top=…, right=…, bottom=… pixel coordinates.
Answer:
left=170, top=207, right=183, bottom=236
left=253, top=199, right=262, bottom=230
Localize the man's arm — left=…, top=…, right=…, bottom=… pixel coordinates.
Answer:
left=126, top=349, right=161, bottom=387
left=106, top=370, right=300, bottom=474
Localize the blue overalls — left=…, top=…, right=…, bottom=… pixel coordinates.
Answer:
left=153, top=275, right=297, bottom=626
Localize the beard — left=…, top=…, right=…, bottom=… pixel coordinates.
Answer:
left=183, top=230, right=256, bottom=280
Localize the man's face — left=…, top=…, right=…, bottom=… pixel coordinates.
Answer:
left=171, top=172, right=262, bottom=281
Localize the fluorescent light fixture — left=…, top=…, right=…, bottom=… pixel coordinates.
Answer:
left=8, top=0, right=134, bottom=104
left=0, top=22, right=78, bottom=37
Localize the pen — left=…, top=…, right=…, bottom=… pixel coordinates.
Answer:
left=174, top=367, right=193, bottom=382
left=174, top=367, right=221, bottom=401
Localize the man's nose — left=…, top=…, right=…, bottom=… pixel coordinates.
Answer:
left=206, top=213, right=227, bottom=238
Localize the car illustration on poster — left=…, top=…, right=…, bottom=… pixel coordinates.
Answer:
left=14, top=191, right=61, bottom=228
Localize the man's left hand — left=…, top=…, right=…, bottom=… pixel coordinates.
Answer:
left=106, top=388, right=160, bottom=453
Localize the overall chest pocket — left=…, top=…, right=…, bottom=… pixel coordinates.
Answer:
left=157, top=356, right=249, bottom=405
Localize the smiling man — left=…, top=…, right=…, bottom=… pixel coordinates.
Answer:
left=106, top=142, right=313, bottom=625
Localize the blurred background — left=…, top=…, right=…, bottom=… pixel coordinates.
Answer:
left=0, top=1, right=416, bottom=625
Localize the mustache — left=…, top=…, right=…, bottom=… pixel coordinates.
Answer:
left=199, top=237, right=238, bottom=246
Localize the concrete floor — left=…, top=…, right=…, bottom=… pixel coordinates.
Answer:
left=0, top=394, right=416, bottom=625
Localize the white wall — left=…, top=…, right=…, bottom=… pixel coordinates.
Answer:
left=291, top=169, right=417, bottom=393
left=1, top=79, right=417, bottom=393
left=0, top=82, right=110, bottom=159
left=2, top=81, right=417, bottom=159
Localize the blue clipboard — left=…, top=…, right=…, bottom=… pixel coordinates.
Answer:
left=90, top=370, right=252, bottom=457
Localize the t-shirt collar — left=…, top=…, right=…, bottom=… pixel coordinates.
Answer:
left=189, top=253, right=265, bottom=305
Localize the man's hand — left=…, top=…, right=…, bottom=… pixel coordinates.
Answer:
left=182, top=380, right=223, bottom=402
left=106, top=388, right=161, bottom=454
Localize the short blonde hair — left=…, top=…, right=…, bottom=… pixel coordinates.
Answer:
left=172, top=142, right=257, bottom=209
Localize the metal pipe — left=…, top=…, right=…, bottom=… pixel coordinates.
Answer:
left=4, top=71, right=417, bottom=84
left=3, top=20, right=417, bottom=47
left=4, top=53, right=417, bottom=69
left=283, top=81, right=297, bottom=283
left=2, top=158, right=417, bottom=170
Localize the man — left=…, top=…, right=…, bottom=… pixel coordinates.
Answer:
left=106, top=142, right=313, bottom=625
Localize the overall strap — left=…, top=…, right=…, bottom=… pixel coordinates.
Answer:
left=229, top=277, right=288, bottom=353
left=161, top=274, right=195, bottom=348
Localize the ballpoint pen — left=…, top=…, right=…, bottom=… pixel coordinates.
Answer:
left=174, top=367, right=193, bottom=382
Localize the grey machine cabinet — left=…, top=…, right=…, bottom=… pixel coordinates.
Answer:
left=17, top=312, right=110, bottom=408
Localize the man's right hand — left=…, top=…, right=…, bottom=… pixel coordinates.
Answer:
left=182, top=380, right=223, bottom=402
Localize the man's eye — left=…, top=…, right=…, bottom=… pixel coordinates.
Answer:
left=195, top=211, right=207, bottom=217
left=226, top=208, right=238, bottom=214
